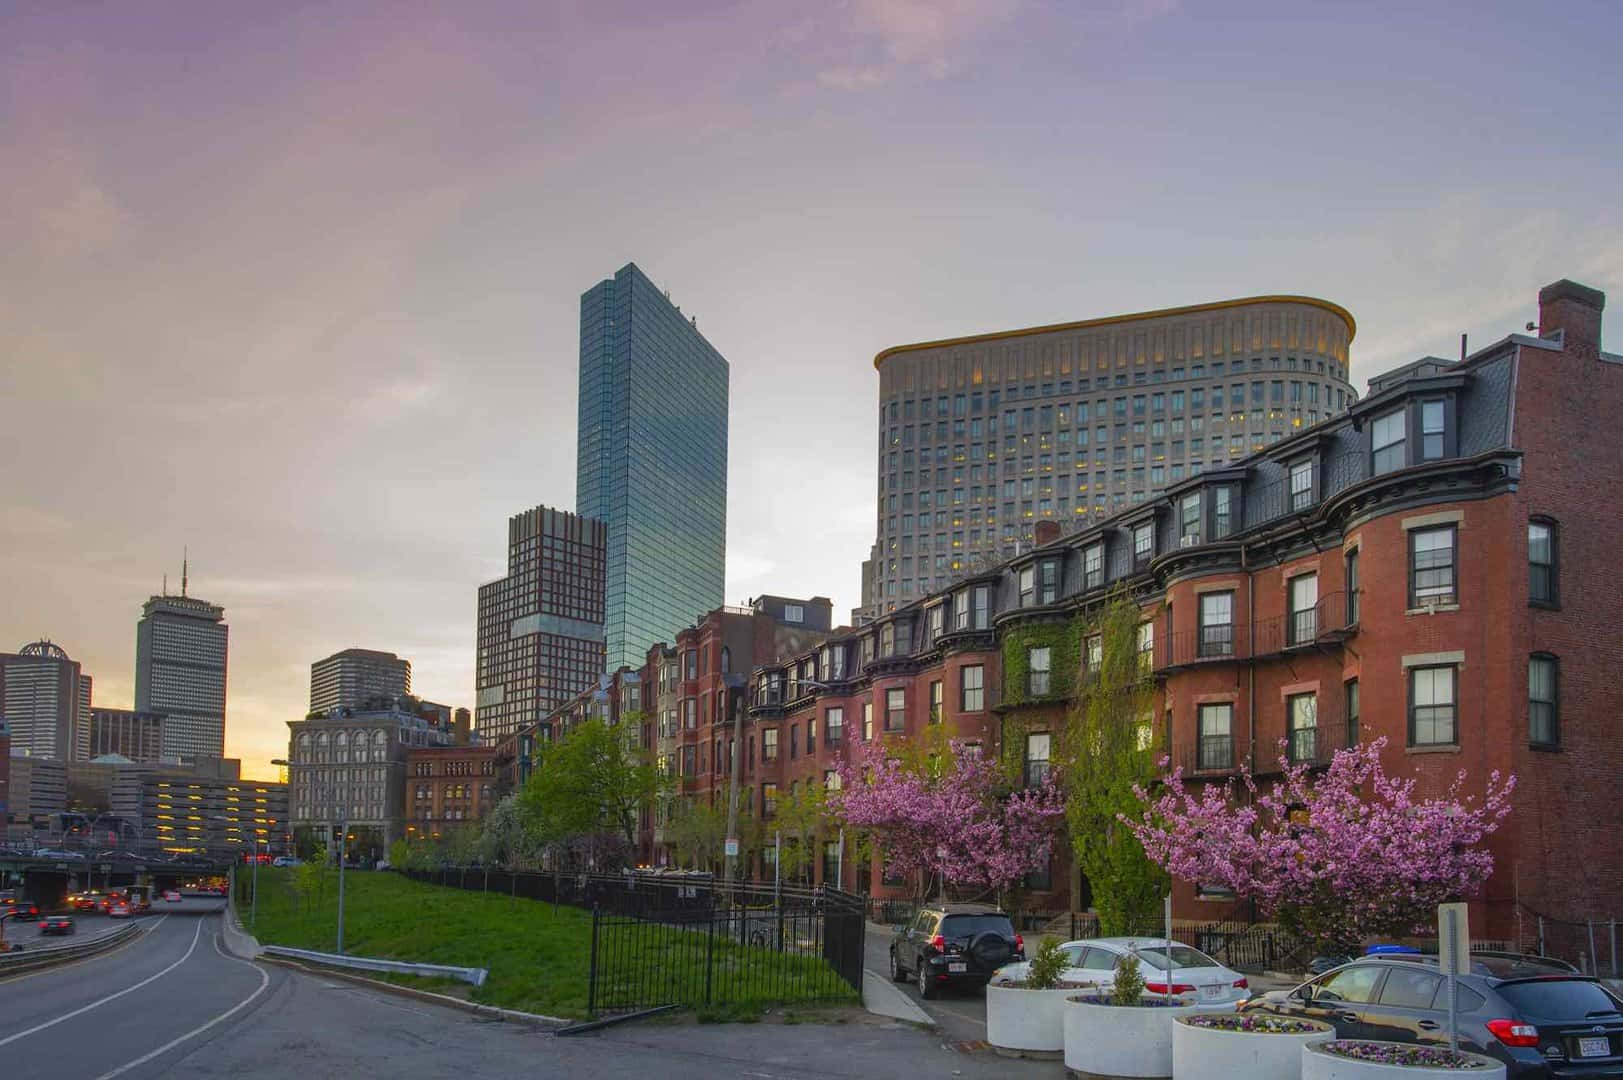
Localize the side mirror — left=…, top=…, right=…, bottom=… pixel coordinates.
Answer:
left=1292, top=985, right=1314, bottom=1002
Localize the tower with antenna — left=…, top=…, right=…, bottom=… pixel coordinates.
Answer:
left=136, top=552, right=228, bottom=760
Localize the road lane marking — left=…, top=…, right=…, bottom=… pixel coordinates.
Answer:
left=0, top=918, right=203, bottom=1048
left=91, top=929, right=271, bottom=1080
left=0, top=915, right=168, bottom=988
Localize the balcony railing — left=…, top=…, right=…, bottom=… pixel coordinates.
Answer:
left=1170, top=699, right=1356, bottom=779
left=1157, top=590, right=1355, bottom=672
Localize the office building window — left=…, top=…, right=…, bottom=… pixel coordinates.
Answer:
left=1528, top=519, right=1558, bottom=607
left=1028, top=646, right=1051, bottom=696
left=1409, top=526, right=1457, bottom=606
left=1199, top=592, right=1234, bottom=657
left=1408, top=666, right=1457, bottom=747
left=960, top=665, right=984, bottom=711
left=1529, top=654, right=1558, bottom=747
left=1372, top=409, right=1406, bottom=474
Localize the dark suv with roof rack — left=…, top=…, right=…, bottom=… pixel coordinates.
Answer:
left=889, top=902, right=1024, bottom=999
left=1243, top=952, right=1623, bottom=1077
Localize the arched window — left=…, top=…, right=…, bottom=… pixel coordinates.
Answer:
left=315, top=732, right=329, bottom=764
left=334, top=731, right=349, bottom=764
left=372, top=730, right=388, bottom=762
left=720, top=646, right=731, bottom=673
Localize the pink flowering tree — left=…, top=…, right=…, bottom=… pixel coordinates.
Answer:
left=1123, top=738, right=1516, bottom=952
left=830, top=736, right=1066, bottom=897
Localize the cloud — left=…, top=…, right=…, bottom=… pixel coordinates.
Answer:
left=0, top=505, right=73, bottom=538
left=815, top=0, right=1020, bottom=89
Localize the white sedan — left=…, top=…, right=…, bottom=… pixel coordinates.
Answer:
left=990, top=937, right=1250, bottom=1005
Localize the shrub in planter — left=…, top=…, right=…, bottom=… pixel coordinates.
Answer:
left=1062, top=952, right=1237, bottom=1080
left=987, top=937, right=1092, bottom=1057
left=1172, top=1013, right=1335, bottom=1080
left=1301, top=1039, right=1506, bottom=1078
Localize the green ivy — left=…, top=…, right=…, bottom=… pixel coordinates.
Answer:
left=1000, top=616, right=1084, bottom=708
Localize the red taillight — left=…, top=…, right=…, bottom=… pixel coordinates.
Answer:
left=38, top=921, right=47, bottom=929
left=1233, top=977, right=1249, bottom=989
left=1485, top=1019, right=1539, bottom=1048
left=1145, top=982, right=1197, bottom=995
left=1015, top=934, right=1024, bottom=952
left=930, top=934, right=945, bottom=951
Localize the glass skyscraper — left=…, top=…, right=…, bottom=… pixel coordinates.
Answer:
left=577, top=263, right=728, bottom=672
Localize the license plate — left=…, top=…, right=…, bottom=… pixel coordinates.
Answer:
left=948, top=962, right=966, bottom=973
left=1578, top=1036, right=1610, bottom=1058
left=1200, top=985, right=1224, bottom=1000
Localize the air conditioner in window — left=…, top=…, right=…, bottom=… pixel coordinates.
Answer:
left=1179, top=535, right=1202, bottom=549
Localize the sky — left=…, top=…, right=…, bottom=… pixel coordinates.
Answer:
left=2, top=1, right=1619, bottom=781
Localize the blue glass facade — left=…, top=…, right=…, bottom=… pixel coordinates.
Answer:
left=578, top=263, right=728, bottom=672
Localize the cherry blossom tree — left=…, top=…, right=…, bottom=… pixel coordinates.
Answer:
left=1123, top=737, right=1515, bottom=951
left=830, top=736, right=1066, bottom=897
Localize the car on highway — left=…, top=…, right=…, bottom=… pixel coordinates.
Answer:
left=989, top=937, right=1250, bottom=1005
left=163, top=890, right=182, bottom=902
left=271, top=857, right=301, bottom=868
left=1242, top=953, right=1622, bottom=1076
left=38, top=915, right=76, bottom=936
left=889, top=902, right=1025, bottom=999
left=107, top=900, right=132, bottom=918
left=73, top=891, right=106, bottom=912
left=2, top=896, right=42, bottom=922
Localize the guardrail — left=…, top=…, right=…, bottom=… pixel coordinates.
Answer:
left=259, top=945, right=487, bottom=987
left=0, top=921, right=142, bottom=975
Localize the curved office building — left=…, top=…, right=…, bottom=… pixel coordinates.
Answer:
left=861, top=295, right=1358, bottom=616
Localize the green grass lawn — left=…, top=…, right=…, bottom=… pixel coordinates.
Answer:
left=243, top=868, right=857, bottom=1020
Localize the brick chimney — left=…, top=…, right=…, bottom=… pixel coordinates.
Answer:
left=1033, top=519, right=1062, bottom=547
left=1538, top=279, right=1605, bottom=360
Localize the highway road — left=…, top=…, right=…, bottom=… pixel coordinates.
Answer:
left=0, top=904, right=1031, bottom=1079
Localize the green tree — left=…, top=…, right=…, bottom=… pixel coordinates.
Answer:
left=1062, top=589, right=1168, bottom=932
left=771, top=780, right=833, bottom=883
left=666, top=798, right=727, bottom=870
left=518, top=719, right=664, bottom=851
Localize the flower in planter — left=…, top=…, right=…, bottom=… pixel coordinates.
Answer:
left=1183, top=1014, right=1322, bottom=1034
left=1322, top=1041, right=1493, bottom=1069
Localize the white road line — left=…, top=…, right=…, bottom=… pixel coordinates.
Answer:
left=0, top=915, right=169, bottom=987
left=91, top=930, right=271, bottom=1080
left=0, top=918, right=203, bottom=1048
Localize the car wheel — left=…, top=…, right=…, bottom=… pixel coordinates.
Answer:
left=918, top=959, right=938, bottom=1000
left=889, top=948, right=905, bottom=982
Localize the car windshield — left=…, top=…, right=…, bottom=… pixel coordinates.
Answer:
left=1134, top=945, right=1219, bottom=971
left=1497, top=980, right=1623, bottom=1020
left=940, top=915, right=1012, bottom=939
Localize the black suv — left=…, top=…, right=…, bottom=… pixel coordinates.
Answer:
left=889, top=903, right=1023, bottom=999
left=1244, top=954, right=1623, bottom=1077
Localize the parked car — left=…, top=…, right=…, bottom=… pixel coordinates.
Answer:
left=889, top=902, right=1024, bottom=999
left=1243, top=954, right=1623, bottom=1076
left=271, top=857, right=301, bottom=868
left=990, top=937, right=1250, bottom=1005
left=38, top=915, right=76, bottom=936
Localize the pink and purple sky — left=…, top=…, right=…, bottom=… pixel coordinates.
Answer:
left=2, top=1, right=1618, bottom=780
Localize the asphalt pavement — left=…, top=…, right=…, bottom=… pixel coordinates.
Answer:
left=0, top=904, right=1041, bottom=1079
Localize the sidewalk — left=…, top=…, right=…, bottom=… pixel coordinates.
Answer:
left=862, top=967, right=933, bottom=1025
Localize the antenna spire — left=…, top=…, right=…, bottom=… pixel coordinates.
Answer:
left=163, top=573, right=168, bottom=597
left=182, top=547, right=189, bottom=598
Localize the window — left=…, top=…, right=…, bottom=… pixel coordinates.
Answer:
left=825, top=707, right=844, bottom=745
left=1028, top=646, right=1051, bottom=696
left=1528, top=519, right=1558, bottom=607
left=1409, top=526, right=1457, bottom=606
left=1408, top=665, right=1457, bottom=747
left=1083, top=543, right=1104, bottom=589
left=789, top=723, right=799, bottom=760
left=1378, top=969, right=1443, bottom=1010
left=1025, top=732, right=1052, bottom=787
left=1288, top=573, right=1318, bottom=645
left=1345, top=678, right=1360, bottom=747
left=1420, top=400, right=1445, bottom=460
left=1019, top=565, right=1036, bottom=605
left=1345, top=548, right=1360, bottom=625
left=762, top=728, right=779, bottom=762
left=1197, top=703, right=1233, bottom=770
left=1212, top=486, right=1233, bottom=538
left=1199, top=592, right=1234, bottom=657
left=1133, top=523, right=1154, bottom=569
left=1529, top=654, right=1558, bottom=746
left=1316, top=965, right=1384, bottom=1005
left=885, top=688, right=906, bottom=732
left=1179, top=493, right=1201, bottom=542
left=1289, top=458, right=1314, bottom=512
left=683, top=698, right=697, bottom=729
left=929, top=680, right=943, bottom=723
left=1085, top=633, right=1102, bottom=672
left=762, top=783, right=778, bottom=817
left=960, top=665, right=984, bottom=711
left=1136, top=620, right=1154, bottom=673
left=1372, top=409, right=1406, bottom=474
left=1287, top=693, right=1318, bottom=763
left=862, top=702, right=874, bottom=740
left=1038, top=559, right=1059, bottom=604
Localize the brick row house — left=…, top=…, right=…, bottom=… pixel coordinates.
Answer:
left=503, top=279, right=1616, bottom=950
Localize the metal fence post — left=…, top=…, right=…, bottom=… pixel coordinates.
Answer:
left=704, top=903, right=716, bottom=1006
left=587, top=905, right=600, bottom=1018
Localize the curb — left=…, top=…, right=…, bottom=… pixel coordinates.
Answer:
left=861, top=967, right=936, bottom=1028
left=220, top=904, right=264, bottom=961
left=258, top=955, right=570, bottom=1030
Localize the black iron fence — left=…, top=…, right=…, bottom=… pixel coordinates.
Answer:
left=400, top=867, right=864, bottom=1016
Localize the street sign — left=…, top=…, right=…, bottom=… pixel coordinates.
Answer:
left=724, top=838, right=739, bottom=858
left=1437, top=902, right=1470, bottom=976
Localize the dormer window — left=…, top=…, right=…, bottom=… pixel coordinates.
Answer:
left=1038, top=559, right=1059, bottom=604
left=861, top=634, right=876, bottom=664
left=927, top=604, right=944, bottom=644
left=880, top=623, right=895, bottom=657
left=1132, top=522, right=1155, bottom=571
left=1213, top=485, right=1234, bottom=538
left=1420, top=400, right=1446, bottom=461
left=1018, top=565, right=1036, bottom=606
left=1372, top=409, right=1406, bottom=475
left=1179, top=494, right=1201, bottom=543
left=1083, top=543, right=1105, bottom=590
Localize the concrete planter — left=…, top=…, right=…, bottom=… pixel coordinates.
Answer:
left=1172, top=1015, right=1335, bottom=1080
left=1301, top=1040, right=1507, bottom=1079
left=1064, top=994, right=1238, bottom=1079
left=985, top=984, right=1079, bottom=1057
